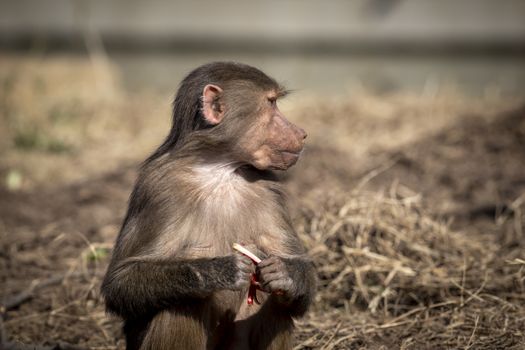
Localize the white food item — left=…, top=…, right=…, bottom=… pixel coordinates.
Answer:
left=232, top=243, right=262, bottom=264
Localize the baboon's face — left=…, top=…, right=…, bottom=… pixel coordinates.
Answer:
left=240, top=91, right=307, bottom=171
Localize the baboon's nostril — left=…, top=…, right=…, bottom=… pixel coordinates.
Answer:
left=299, top=128, right=307, bottom=140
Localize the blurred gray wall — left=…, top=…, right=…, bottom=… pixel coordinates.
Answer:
left=1, top=0, right=524, bottom=51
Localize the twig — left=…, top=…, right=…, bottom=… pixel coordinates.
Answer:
left=320, top=322, right=341, bottom=350
left=2, top=272, right=97, bottom=311
left=464, top=315, right=480, bottom=350
left=355, top=157, right=399, bottom=192
left=2, top=340, right=88, bottom=350
left=1, top=272, right=99, bottom=350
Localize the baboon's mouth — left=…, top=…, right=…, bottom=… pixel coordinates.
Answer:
left=278, top=150, right=303, bottom=169
left=281, top=149, right=304, bottom=160
left=281, top=151, right=301, bottom=158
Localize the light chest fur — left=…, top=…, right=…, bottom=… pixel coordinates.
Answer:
left=151, top=162, right=291, bottom=259
left=190, top=163, right=288, bottom=256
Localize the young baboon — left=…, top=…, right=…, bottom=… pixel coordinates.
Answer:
left=101, top=62, right=316, bottom=350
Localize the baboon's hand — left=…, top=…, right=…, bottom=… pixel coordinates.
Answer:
left=257, top=256, right=297, bottom=297
left=228, top=254, right=255, bottom=291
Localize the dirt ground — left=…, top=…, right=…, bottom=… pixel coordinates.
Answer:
left=0, top=55, right=524, bottom=349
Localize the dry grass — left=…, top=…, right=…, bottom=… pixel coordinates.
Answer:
left=1, top=54, right=524, bottom=349
left=293, top=189, right=524, bottom=349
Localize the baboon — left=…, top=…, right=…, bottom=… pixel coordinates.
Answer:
left=101, top=62, right=316, bottom=350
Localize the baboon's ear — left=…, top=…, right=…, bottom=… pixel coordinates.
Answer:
left=202, top=84, right=225, bottom=125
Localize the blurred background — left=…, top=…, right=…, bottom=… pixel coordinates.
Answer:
left=2, top=0, right=525, bottom=95
left=1, top=1, right=524, bottom=349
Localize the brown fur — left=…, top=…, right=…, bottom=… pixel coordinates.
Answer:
left=101, top=62, right=316, bottom=350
